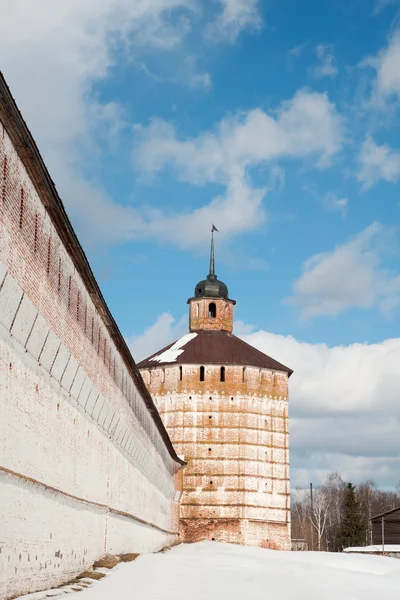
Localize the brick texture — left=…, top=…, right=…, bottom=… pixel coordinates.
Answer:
left=0, top=117, right=182, bottom=599
left=140, top=296, right=291, bottom=551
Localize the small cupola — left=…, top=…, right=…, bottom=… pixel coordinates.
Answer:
left=188, top=225, right=236, bottom=333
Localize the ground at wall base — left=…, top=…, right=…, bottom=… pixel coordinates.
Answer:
left=16, top=541, right=400, bottom=600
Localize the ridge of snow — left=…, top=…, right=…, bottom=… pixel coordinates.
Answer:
left=149, top=333, right=198, bottom=364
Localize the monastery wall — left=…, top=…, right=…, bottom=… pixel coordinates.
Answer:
left=0, top=100, right=182, bottom=599
left=141, top=363, right=291, bottom=550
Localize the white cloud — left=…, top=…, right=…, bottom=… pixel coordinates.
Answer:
left=0, top=0, right=199, bottom=245
left=131, top=90, right=343, bottom=247
left=312, top=45, right=338, bottom=79
left=128, top=312, right=187, bottom=362
left=206, top=0, right=262, bottom=42
left=241, top=329, right=400, bottom=488
left=0, top=0, right=196, bottom=149
left=322, top=192, right=348, bottom=216
left=287, top=223, right=400, bottom=320
left=1, top=2, right=342, bottom=253
left=137, top=90, right=343, bottom=177
left=129, top=311, right=400, bottom=489
left=357, top=137, right=400, bottom=188
left=361, top=30, right=400, bottom=102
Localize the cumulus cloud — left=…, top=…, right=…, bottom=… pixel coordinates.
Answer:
left=131, top=90, right=344, bottom=247
left=206, top=0, right=262, bottom=42
left=128, top=312, right=187, bottom=362
left=361, top=29, right=400, bottom=102
left=312, top=45, right=338, bottom=79
left=0, top=0, right=200, bottom=245
left=244, top=328, right=400, bottom=488
left=357, top=136, right=400, bottom=188
left=287, top=223, right=400, bottom=320
left=129, top=312, right=400, bottom=488
left=0, top=1, right=343, bottom=253
left=0, top=0, right=196, bottom=149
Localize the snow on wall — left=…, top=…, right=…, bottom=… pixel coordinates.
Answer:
left=141, top=363, right=291, bottom=550
left=0, top=120, right=181, bottom=599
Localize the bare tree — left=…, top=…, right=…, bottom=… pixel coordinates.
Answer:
left=291, top=472, right=400, bottom=552
left=310, top=488, right=331, bottom=551
left=322, top=472, right=346, bottom=551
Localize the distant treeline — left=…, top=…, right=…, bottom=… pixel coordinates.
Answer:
left=291, top=473, right=400, bottom=551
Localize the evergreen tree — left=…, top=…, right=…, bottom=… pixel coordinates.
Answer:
left=340, top=482, right=367, bottom=549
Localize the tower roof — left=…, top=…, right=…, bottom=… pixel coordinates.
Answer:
left=137, top=329, right=293, bottom=376
left=193, top=225, right=229, bottom=299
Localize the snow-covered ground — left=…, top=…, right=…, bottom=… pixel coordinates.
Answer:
left=69, top=541, right=400, bottom=600
left=344, top=545, right=400, bottom=553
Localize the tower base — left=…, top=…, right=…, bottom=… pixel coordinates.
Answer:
left=180, top=518, right=291, bottom=550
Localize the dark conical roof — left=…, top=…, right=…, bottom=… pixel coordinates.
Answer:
left=137, top=329, right=293, bottom=375
left=194, top=274, right=228, bottom=299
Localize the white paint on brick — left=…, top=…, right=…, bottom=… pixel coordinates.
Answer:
left=86, top=387, right=100, bottom=416
left=11, top=294, right=38, bottom=347
left=60, top=354, right=79, bottom=392
left=39, top=330, right=61, bottom=372
left=26, top=313, right=50, bottom=360
left=91, top=394, right=104, bottom=420
left=70, top=366, right=86, bottom=400
left=0, top=273, right=23, bottom=330
left=51, top=343, right=70, bottom=383
left=0, top=116, right=182, bottom=599
left=0, top=260, right=7, bottom=287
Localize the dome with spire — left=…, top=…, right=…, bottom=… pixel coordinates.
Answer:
left=194, top=274, right=228, bottom=299
left=193, top=225, right=229, bottom=299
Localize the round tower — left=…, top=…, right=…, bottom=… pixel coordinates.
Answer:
left=138, top=228, right=292, bottom=549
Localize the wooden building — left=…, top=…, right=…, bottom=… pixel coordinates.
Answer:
left=371, top=506, right=400, bottom=546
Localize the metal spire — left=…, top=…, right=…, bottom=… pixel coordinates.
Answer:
left=209, top=224, right=218, bottom=279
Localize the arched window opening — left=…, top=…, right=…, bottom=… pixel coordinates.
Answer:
left=220, top=366, right=225, bottom=382
left=209, top=302, right=216, bottom=318
left=200, top=366, right=205, bottom=381
left=196, top=304, right=199, bottom=317
left=179, top=366, right=183, bottom=381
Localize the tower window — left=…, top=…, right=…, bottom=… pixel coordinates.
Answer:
left=242, top=367, right=246, bottom=383
left=209, top=302, right=216, bottom=318
left=220, top=366, right=225, bottom=382
left=179, top=366, right=183, bottom=381
left=200, top=366, right=205, bottom=381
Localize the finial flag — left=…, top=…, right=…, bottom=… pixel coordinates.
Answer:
left=212, top=224, right=219, bottom=232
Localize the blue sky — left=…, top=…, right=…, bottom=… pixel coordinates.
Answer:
left=2, top=0, right=400, bottom=489
left=84, top=0, right=400, bottom=348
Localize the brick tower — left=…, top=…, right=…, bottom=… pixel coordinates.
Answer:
left=138, top=228, right=292, bottom=549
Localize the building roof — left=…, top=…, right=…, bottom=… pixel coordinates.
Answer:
left=371, top=506, right=400, bottom=522
left=137, top=329, right=293, bottom=375
left=0, top=71, right=184, bottom=467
